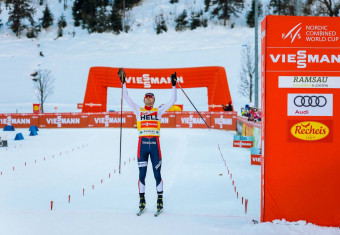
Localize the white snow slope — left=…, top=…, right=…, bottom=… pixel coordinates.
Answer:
left=0, top=1, right=340, bottom=234
left=1, top=128, right=339, bottom=235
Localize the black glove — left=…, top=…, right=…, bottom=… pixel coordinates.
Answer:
left=118, top=68, right=126, bottom=84
left=171, top=72, right=177, bottom=86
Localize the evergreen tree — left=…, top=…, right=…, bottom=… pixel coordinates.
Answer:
left=211, top=0, right=244, bottom=26
left=190, top=11, right=202, bottom=30
left=170, top=0, right=179, bottom=3
left=26, top=23, right=41, bottom=38
left=246, top=0, right=263, bottom=27
left=40, top=4, right=54, bottom=29
left=269, top=0, right=295, bottom=15
left=57, top=14, right=67, bottom=37
left=205, top=0, right=211, bottom=12
left=155, top=14, right=167, bottom=34
left=39, top=0, right=44, bottom=5
left=7, top=0, right=36, bottom=37
left=72, top=0, right=110, bottom=31
left=109, top=5, right=122, bottom=34
left=94, top=6, right=109, bottom=33
left=114, top=0, right=143, bottom=10
left=304, top=0, right=339, bottom=16
left=175, top=9, right=188, bottom=31
left=0, top=7, right=2, bottom=29
left=58, top=14, right=67, bottom=28
left=72, top=0, right=84, bottom=26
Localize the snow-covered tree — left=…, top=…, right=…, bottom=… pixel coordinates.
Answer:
left=211, top=0, right=244, bottom=26
left=57, top=14, right=67, bottom=37
left=239, top=45, right=255, bottom=103
left=40, top=4, right=54, bottom=29
left=304, top=0, right=340, bottom=16
left=155, top=14, right=167, bottom=34
left=32, top=69, right=55, bottom=114
left=175, top=10, right=188, bottom=31
left=7, top=0, right=36, bottom=36
left=109, top=5, right=123, bottom=34
left=269, top=0, right=295, bottom=15
left=247, top=0, right=263, bottom=27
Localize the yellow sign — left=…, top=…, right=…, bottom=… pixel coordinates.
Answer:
left=167, top=104, right=183, bottom=112
left=290, top=121, right=329, bottom=141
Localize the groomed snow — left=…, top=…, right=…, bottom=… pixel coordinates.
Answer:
left=0, top=128, right=339, bottom=235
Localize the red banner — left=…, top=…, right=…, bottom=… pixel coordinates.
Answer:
left=0, top=114, right=39, bottom=127
left=38, top=114, right=89, bottom=128
left=87, top=112, right=134, bottom=128
left=0, top=111, right=237, bottom=130
left=210, top=112, right=237, bottom=130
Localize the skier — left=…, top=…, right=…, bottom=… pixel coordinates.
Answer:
left=118, top=68, right=177, bottom=215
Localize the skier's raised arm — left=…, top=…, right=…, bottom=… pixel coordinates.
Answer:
left=118, top=68, right=139, bottom=114
left=158, top=73, right=178, bottom=116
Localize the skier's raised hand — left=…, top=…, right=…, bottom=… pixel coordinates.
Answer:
left=171, top=72, right=177, bottom=86
left=118, top=68, right=126, bottom=84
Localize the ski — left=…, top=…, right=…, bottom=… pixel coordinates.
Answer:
left=136, top=208, right=146, bottom=216
left=154, top=209, right=163, bottom=217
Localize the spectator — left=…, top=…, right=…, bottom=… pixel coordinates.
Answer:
left=222, top=102, right=233, bottom=111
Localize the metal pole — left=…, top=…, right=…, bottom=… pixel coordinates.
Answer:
left=176, top=82, right=211, bottom=129
left=254, top=0, right=259, bottom=108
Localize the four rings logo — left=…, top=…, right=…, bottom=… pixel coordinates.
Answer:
left=282, top=23, right=302, bottom=43
left=287, top=94, right=333, bottom=116
left=294, top=95, right=327, bottom=107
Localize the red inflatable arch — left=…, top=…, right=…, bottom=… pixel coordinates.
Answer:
left=82, top=66, right=232, bottom=112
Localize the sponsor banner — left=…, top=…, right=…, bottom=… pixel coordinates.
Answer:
left=266, top=17, right=340, bottom=47
left=87, top=113, right=134, bottom=128
left=233, top=135, right=253, bottom=148
left=77, top=103, right=83, bottom=109
left=279, top=76, right=340, bottom=89
left=83, top=67, right=232, bottom=112
left=33, top=104, right=40, bottom=114
left=160, top=113, right=176, bottom=128
left=140, top=121, right=158, bottom=128
left=176, top=113, right=211, bottom=128
left=167, top=104, right=183, bottom=112
left=0, top=112, right=234, bottom=130
left=39, top=114, right=88, bottom=128
left=287, top=120, right=333, bottom=143
left=262, top=16, right=340, bottom=226
left=0, top=114, right=39, bottom=128
left=250, top=147, right=261, bottom=165
left=251, top=155, right=261, bottom=165
left=288, top=93, right=333, bottom=116
left=267, top=48, right=340, bottom=71
left=233, top=141, right=253, bottom=148
left=210, top=114, right=235, bottom=130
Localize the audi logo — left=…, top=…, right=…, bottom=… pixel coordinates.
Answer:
left=293, top=95, right=327, bottom=107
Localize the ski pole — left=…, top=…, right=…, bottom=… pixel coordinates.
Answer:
left=118, top=68, right=126, bottom=174
left=176, top=80, right=211, bottom=129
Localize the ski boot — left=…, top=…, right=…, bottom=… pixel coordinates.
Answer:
left=155, top=195, right=163, bottom=216
left=137, top=193, right=146, bottom=216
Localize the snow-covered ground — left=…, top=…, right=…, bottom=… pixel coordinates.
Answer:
left=1, top=1, right=339, bottom=234
left=1, top=128, right=339, bottom=235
